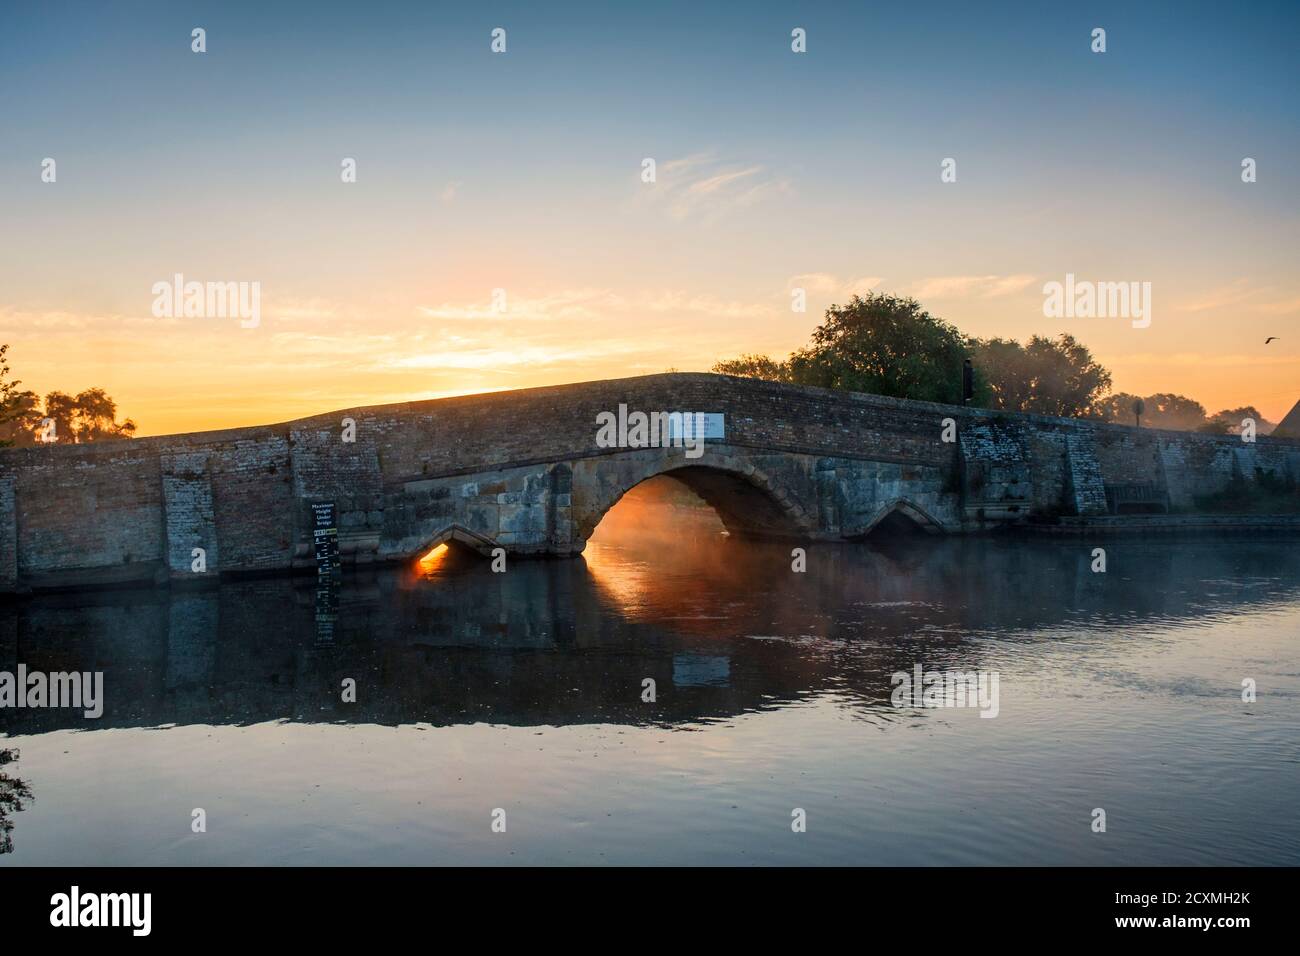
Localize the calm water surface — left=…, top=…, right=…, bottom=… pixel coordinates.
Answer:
left=2, top=498, right=1299, bottom=866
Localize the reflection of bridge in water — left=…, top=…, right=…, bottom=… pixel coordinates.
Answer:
left=3, top=532, right=1299, bottom=736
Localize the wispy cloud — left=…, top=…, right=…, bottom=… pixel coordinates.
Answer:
left=1257, top=297, right=1300, bottom=316
left=379, top=341, right=645, bottom=372
left=635, top=151, right=791, bottom=222
left=907, top=274, right=1037, bottom=299
left=787, top=273, right=882, bottom=302
left=689, top=166, right=762, bottom=195
left=417, top=288, right=778, bottom=323
left=1179, top=279, right=1255, bottom=313
left=0, top=307, right=103, bottom=332
left=1102, top=351, right=1296, bottom=368
left=1177, top=280, right=1300, bottom=316
left=417, top=291, right=607, bottom=322
left=264, top=296, right=343, bottom=324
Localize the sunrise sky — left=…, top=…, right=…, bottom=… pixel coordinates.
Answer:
left=1, top=0, right=1297, bottom=436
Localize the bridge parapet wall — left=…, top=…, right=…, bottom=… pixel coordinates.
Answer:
left=2, top=373, right=1298, bottom=591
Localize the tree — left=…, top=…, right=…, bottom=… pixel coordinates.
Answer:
left=0, top=344, right=22, bottom=448
left=0, top=345, right=137, bottom=446
left=0, top=389, right=43, bottom=446
left=34, top=389, right=137, bottom=445
left=786, top=293, right=975, bottom=404
left=971, top=333, right=1112, bottom=418
left=41, top=391, right=79, bottom=445
left=967, top=337, right=1033, bottom=412
left=711, top=353, right=793, bottom=382
left=707, top=298, right=1242, bottom=429
left=67, top=388, right=137, bottom=442
left=1209, top=406, right=1274, bottom=435
left=1102, top=392, right=1208, bottom=430
left=1100, top=392, right=1141, bottom=425
left=711, top=295, right=980, bottom=403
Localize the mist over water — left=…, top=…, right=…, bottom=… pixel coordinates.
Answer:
left=2, top=477, right=1298, bottom=865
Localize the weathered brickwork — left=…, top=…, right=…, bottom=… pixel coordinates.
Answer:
left=6, top=443, right=165, bottom=586
left=208, top=434, right=296, bottom=571
left=290, top=427, right=383, bottom=562
left=959, top=419, right=1033, bottom=523
left=1063, top=431, right=1109, bottom=516
left=161, top=451, right=218, bottom=578
left=1, top=373, right=1297, bottom=591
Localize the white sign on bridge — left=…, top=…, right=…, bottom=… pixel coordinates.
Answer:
left=668, top=412, right=725, bottom=443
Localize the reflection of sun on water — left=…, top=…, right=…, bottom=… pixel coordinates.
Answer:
left=406, top=479, right=739, bottom=619
left=583, top=475, right=727, bottom=612
left=584, top=476, right=722, bottom=560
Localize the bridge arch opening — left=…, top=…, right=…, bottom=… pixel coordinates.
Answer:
left=587, top=474, right=724, bottom=547
left=584, top=465, right=810, bottom=549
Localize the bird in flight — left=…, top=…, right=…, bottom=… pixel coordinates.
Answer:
left=1265, top=337, right=1279, bottom=344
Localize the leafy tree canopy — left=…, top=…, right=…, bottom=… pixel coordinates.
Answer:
left=713, top=293, right=980, bottom=405
left=789, top=293, right=973, bottom=404
left=710, top=295, right=1254, bottom=431
left=0, top=345, right=137, bottom=447
left=971, top=333, right=1111, bottom=419
left=1101, top=391, right=1207, bottom=430
left=711, top=353, right=794, bottom=383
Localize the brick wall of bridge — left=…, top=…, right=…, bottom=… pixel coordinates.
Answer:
left=2, top=373, right=1298, bottom=591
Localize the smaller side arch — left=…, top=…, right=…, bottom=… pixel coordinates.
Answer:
left=410, top=523, right=500, bottom=558
left=851, top=498, right=947, bottom=538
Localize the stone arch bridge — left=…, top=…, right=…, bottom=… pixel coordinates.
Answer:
left=2, top=373, right=1297, bottom=592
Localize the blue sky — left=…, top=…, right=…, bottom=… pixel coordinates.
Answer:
left=1, top=0, right=1297, bottom=432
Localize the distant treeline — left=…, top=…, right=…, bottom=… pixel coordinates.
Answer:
left=713, top=293, right=1273, bottom=433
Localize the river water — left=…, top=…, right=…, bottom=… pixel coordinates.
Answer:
left=2, top=483, right=1298, bottom=866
